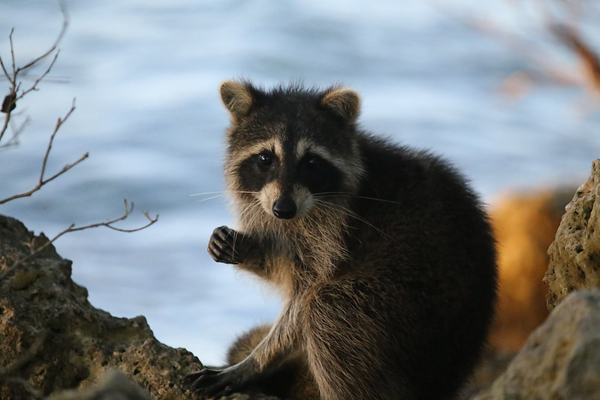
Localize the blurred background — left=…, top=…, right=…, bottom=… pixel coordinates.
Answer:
left=1, top=0, right=599, bottom=366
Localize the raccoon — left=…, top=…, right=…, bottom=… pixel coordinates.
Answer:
left=184, top=81, right=497, bottom=400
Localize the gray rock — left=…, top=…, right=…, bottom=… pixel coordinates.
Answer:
left=473, top=290, right=600, bottom=400
left=48, top=369, right=152, bottom=400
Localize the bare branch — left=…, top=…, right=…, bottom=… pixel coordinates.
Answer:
left=0, top=1, right=159, bottom=289
left=0, top=115, right=30, bottom=151
left=0, top=5, right=78, bottom=196
left=439, top=7, right=578, bottom=85
left=15, top=1, right=69, bottom=74
left=17, top=51, right=60, bottom=101
left=9, top=28, right=16, bottom=83
left=0, top=99, right=13, bottom=142
left=0, top=200, right=159, bottom=281
left=0, top=99, right=88, bottom=205
left=0, top=29, right=14, bottom=85
left=0, top=153, right=89, bottom=204
left=550, top=23, right=600, bottom=97
left=67, top=200, right=159, bottom=234
left=1, top=0, right=69, bottom=143
left=39, top=98, right=76, bottom=181
left=432, top=0, right=600, bottom=101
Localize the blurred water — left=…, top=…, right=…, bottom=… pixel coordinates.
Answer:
left=1, top=0, right=599, bottom=365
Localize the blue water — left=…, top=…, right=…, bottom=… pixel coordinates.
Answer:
left=1, top=0, right=599, bottom=365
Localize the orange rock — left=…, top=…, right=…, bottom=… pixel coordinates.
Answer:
left=488, top=188, right=572, bottom=352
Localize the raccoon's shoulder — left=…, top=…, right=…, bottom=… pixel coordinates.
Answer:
left=355, top=132, right=478, bottom=205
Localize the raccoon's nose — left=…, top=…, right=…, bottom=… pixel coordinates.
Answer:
left=272, top=198, right=297, bottom=219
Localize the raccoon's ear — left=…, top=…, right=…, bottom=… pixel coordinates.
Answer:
left=321, top=88, right=361, bottom=122
left=220, top=80, right=254, bottom=121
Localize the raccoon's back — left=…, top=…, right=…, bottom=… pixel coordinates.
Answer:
left=342, top=133, right=497, bottom=398
left=351, top=133, right=495, bottom=276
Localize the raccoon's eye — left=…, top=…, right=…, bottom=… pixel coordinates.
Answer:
left=257, top=152, right=274, bottom=168
left=304, top=154, right=322, bottom=170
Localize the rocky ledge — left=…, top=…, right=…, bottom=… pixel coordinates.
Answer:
left=0, top=215, right=202, bottom=399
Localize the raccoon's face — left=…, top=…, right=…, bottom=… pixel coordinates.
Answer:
left=234, top=137, right=351, bottom=219
left=220, top=81, right=364, bottom=221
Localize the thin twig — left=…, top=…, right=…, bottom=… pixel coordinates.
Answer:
left=0, top=29, right=14, bottom=85
left=17, top=51, right=60, bottom=101
left=0, top=0, right=69, bottom=143
left=0, top=100, right=13, bottom=141
left=15, top=0, right=68, bottom=74
left=0, top=99, right=87, bottom=205
left=550, top=23, right=600, bottom=97
left=0, top=115, right=30, bottom=150
left=40, top=99, right=76, bottom=182
left=9, top=29, right=16, bottom=83
left=449, top=10, right=577, bottom=85
left=430, top=0, right=599, bottom=96
left=0, top=200, right=159, bottom=281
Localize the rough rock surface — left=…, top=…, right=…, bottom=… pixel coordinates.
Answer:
left=48, top=370, right=152, bottom=400
left=473, top=290, right=600, bottom=400
left=546, top=159, right=600, bottom=310
left=0, top=215, right=277, bottom=400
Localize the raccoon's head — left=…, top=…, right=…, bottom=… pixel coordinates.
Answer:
left=219, top=80, right=364, bottom=222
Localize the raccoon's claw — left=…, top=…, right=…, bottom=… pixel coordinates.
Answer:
left=183, top=367, right=240, bottom=397
left=208, top=226, right=246, bottom=264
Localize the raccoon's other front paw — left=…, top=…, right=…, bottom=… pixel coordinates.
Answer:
left=208, top=226, right=247, bottom=264
left=183, top=367, right=247, bottom=398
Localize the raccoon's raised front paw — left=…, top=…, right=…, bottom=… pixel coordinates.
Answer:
left=183, top=367, right=247, bottom=398
left=208, top=226, right=247, bottom=264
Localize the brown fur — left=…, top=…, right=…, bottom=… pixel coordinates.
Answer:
left=220, top=80, right=254, bottom=120
left=321, top=88, right=361, bottom=121
left=185, top=81, right=497, bottom=400
left=227, top=325, right=320, bottom=399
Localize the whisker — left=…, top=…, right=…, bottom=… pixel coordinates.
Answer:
left=190, top=190, right=259, bottom=197
left=191, top=190, right=261, bottom=205
left=193, top=194, right=227, bottom=203
left=313, top=199, right=399, bottom=244
left=314, top=192, right=402, bottom=205
left=240, top=201, right=260, bottom=225
left=240, top=199, right=263, bottom=229
left=238, top=201, right=255, bottom=221
left=190, top=191, right=228, bottom=197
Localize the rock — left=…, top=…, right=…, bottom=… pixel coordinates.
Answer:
left=472, top=290, right=600, bottom=400
left=48, top=369, right=151, bottom=400
left=0, top=215, right=278, bottom=400
left=546, top=159, right=600, bottom=310
left=0, top=215, right=202, bottom=399
left=460, top=351, right=515, bottom=399
left=488, top=188, right=572, bottom=352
